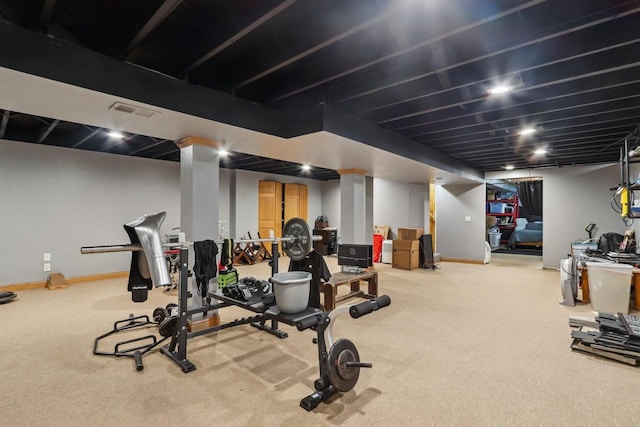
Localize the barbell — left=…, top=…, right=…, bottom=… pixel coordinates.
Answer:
left=81, top=217, right=321, bottom=261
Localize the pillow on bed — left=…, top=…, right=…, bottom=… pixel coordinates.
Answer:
left=515, top=218, right=528, bottom=230
left=525, top=221, right=543, bottom=230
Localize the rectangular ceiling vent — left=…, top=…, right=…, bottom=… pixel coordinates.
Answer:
left=109, top=102, right=159, bottom=118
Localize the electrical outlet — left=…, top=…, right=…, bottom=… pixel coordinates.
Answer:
left=44, top=253, right=51, bottom=262
left=464, top=216, right=471, bottom=222
left=44, top=263, right=51, bottom=272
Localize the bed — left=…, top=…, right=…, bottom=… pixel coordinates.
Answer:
left=508, top=218, right=543, bottom=249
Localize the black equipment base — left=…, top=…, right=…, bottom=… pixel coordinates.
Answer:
left=0, top=291, right=17, bottom=304
left=93, top=314, right=170, bottom=372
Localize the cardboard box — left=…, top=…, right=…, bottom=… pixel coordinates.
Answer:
left=392, top=247, right=420, bottom=270
left=392, top=239, right=419, bottom=251
left=374, top=225, right=391, bottom=239
left=47, top=272, right=68, bottom=290
left=397, top=228, right=424, bottom=240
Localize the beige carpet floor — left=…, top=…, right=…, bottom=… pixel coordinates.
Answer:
left=2, top=254, right=639, bottom=426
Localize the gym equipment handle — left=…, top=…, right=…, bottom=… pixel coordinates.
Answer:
left=346, top=362, right=372, bottom=368
left=349, top=295, right=391, bottom=319
left=296, top=315, right=321, bottom=331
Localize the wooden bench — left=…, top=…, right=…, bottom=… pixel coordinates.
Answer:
left=322, top=270, right=378, bottom=311
left=579, top=265, right=640, bottom=310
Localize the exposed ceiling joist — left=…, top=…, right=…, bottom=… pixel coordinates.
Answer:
left=183, top=0, right=298, bottom=75
left=232, top=4, right=397, bottom=91
left=36, top=119, right=59, bottom=144
left=124, top=0, right=183, bottom=56
left=269, top=0, right=548, bottom=103
left=72, top=128, right=101, bottom=148
left=38, top=0, right=56, bottom=33
left=0, top=110, right=9, bottom=139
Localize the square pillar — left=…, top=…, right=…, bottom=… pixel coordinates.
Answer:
left=339, top=169, right=372, bottom=245
left=177, top=136, right=220, bottom=242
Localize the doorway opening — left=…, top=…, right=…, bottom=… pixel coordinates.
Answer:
left=486, top=178, right=543, bottom=256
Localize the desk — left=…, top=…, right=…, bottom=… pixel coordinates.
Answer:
left=579, top=266, right=640, bottom=310
left=323, top=271, right=378, bottom=310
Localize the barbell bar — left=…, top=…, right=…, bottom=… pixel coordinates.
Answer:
left=81, top=218, right=322, bottom=261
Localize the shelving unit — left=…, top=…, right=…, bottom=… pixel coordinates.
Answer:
left=487, top=195, right=519, bottom=243
left=619, top=138, right=640, bottom=220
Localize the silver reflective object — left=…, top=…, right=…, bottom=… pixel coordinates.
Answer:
left=125, top=212, right=171, bottom=287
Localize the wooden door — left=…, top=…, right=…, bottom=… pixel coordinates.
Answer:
left=258, top=181, right=282, bottom=241
left=284, top=183, right=309, bottom=224
left=284, top=183, right=300, bottom=224
left=299, top=184, right=308, bottom=222
left=429, top=183, right=436, bottom=250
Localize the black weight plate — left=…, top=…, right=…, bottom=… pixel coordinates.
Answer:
left=153, top=307, right=168, bottom=322
left=327, top=338, right=360, bottom=392
left=166, top=303, right=178, bottom=315
left=158, top=316, right=178, bottom=338
left=282, top=218, right=313, bottom=261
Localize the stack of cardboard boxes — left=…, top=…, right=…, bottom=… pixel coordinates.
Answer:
left=392, top=227, right=423, bottom=270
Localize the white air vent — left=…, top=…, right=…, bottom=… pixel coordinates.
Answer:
left=109, top=102, right=159, bottom=118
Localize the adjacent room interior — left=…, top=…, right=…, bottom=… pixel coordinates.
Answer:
left=486, top=177, right=543, bottom=256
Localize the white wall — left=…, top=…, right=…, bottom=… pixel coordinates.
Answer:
left=372, top=178, right=412, bottom=239
left=435, top=183, right=486, bottom=261
left=218, top=168, right=231, bottom=237
left=409, top=183, right=428, bottom=231
left=0, top=139, right=181, bottom=285
left=486, top=163, right=632, bottom=268
left=0, top=140, right=329, bottom=286
left=321, top=180, right=340, bottom=232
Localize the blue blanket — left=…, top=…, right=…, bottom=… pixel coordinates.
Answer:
left=508, top=222, right=543, bottom=248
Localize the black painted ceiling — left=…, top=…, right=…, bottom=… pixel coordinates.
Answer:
left=2, top=0, right=640, bottom=179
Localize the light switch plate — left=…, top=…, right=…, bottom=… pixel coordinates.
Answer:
left=464, top=216, right=471, bottom=222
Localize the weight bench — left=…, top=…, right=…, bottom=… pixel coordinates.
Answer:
left=323, top=270, right=378, bottom=310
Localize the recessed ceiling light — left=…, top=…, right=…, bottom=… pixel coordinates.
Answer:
left=519, top=127, right=536, bottom=136
left=487, top=85, right=513, bottom=95
left=505, top=165, right=515, bottom=170
left=533, top=148, right=547, bottom=155
left=301, top=164, right=311, bottom=171
left=218, top=148, right=229, bottom=157
left=107, top=131, right=124, bottom=139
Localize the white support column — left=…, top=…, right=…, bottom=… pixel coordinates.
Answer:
left=177, top=136, right=221, bottom=322
left=339, top=169, right=372, bottom=245
left=177, top=136, right=220, bottom=242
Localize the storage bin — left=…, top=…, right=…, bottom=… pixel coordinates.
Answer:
left=217, top=269, right=238, bottom=288
left=488, top=231, right=502, bottom=249
left=586, top=262, right=633, bottom=314
left=381, top=240, right=393, bottom=264
left=271, top=272, right=311, bottom=313
left=488, top=202, right=506, bottom=214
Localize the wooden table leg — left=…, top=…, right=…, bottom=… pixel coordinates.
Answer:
left=350, top=280, right=361, bottom=293
left=370, top=275, right=378, bottom=297
left=580, top=269, right=589, bottom=303
left=323, top=283, right=336, bottom=311
left=634, top=273, right=640, bottom=310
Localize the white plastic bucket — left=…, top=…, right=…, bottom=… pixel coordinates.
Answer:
left=271, top=272, right=312, bottom=313
left=488, top=232, right=501, bottom=249
left=586, top=262, right=633, bottom=314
